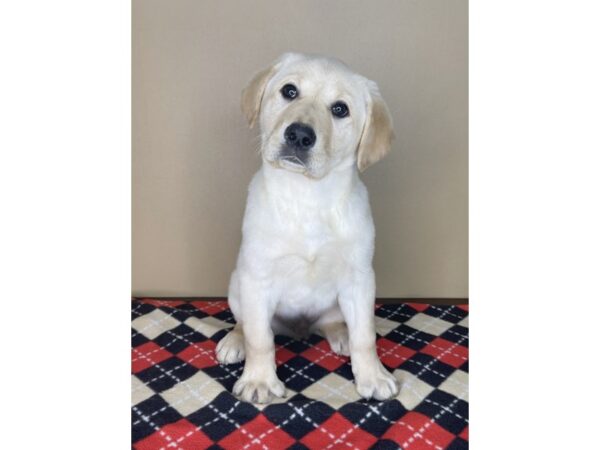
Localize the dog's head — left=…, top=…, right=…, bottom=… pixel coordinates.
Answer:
left=242, top=52, right=394, bottom=179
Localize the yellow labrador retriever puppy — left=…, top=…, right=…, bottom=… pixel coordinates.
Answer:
left=216, top=52, right=398, bottom=403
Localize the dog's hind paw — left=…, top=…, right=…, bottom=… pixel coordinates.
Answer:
left=320, top=322, right=351, bottom=356
left=216, top=328, right=245, bottom=364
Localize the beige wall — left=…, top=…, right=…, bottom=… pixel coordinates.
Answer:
left=133, top=0, right=468, bottom=298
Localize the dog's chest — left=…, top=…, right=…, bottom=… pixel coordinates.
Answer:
left=242, top=169, right=372, bottom=305
left=268, top=210, right=353, bottom=295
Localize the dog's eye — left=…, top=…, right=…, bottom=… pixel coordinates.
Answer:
left=331, top=101, right=349, bottom=118
left=281, top=84, right=298, bottom=100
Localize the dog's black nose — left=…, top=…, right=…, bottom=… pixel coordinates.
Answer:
left=284, top=123, right=316, bottom=151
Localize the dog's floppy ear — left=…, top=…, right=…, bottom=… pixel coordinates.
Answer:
left=241, top=64, right=277, bottom=129
left=356, top=81, right=394, bottom=172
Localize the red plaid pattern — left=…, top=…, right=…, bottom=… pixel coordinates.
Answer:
left=132, top=299, right=469, bottom=449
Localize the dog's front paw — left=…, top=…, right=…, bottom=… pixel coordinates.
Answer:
left=233, top=374, right=286, bottom=404
left=355, top=362, right=399, bottom=401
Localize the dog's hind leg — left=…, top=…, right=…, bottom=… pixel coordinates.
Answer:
left=217, top=271, right=246, bottom=364
left=320, top=321, right=350, bottom=356
left=216, top=322, right=245, bottom=364
left=314, top=306, right=350, bottom=356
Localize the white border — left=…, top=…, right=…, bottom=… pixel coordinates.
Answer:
left=1, top=1, right=130, bottom=448
left=1, top=1, right=600, bottom=448
left=471, top=1, right=600, bottom=448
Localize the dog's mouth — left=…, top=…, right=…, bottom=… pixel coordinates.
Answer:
left=279, top=156, right=305, bottom=169
left=273, top=144, right=310, bottom=174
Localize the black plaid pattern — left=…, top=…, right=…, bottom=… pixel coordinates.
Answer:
left=132, top=299, right=469, bottom=449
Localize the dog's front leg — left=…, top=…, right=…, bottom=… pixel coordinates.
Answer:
left=232, top=274, right=285, bottom=403
left=338, top=269, right=399, bottom=400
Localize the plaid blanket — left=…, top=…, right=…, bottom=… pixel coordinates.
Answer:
left=132, top=299, right=468, bottom=449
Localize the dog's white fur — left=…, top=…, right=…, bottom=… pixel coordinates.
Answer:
left=216, top=52, right=398, bottom=403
